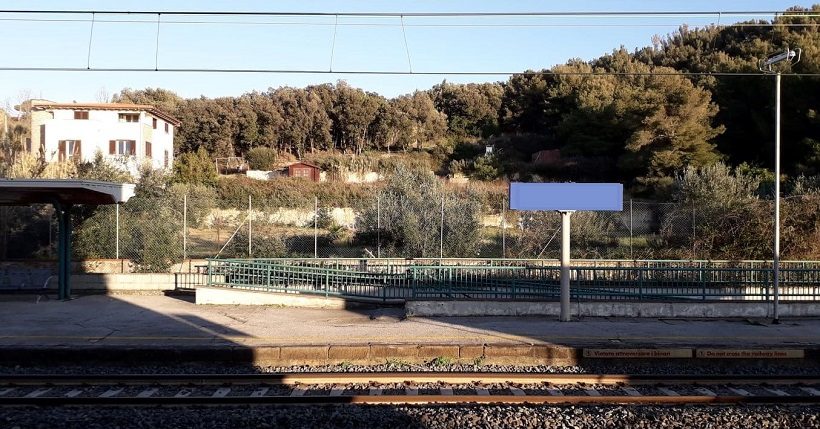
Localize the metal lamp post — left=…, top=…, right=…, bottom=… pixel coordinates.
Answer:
left=759, top=47, right=801, bottom=324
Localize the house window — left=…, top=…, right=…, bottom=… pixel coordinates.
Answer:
left=164, top=123, right=170, bottom=133
left=164, top=150, right=169, bottom=168
left=152, top=118, right=157, bottom=129
left=58, top=140, right=81, bottom=161
left=109, top=139, right=136, bottom=156
left=145, top=141, right=152, bottom=158
left=118, top=113, right=140, bottom=123
left=294, top=168, right=311, bottom=178
left=73, top=111, right=89, bottom=120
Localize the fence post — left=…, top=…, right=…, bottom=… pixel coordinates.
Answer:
left=692, top=200, right=696, bottom=260
left=182, top=194, right=187, bottom=263
left=412, top=268, right=417, bottom=299
left=248, top=195, right=252, bottom=258
left=314, top=196, right=318, bottom=259
left=115, top=203, right=120, bottom=262
left=377, top=194, right=381, bottom=258
left=639, top=267, right=644, bottom=299
left=447, top=267, right=453, bottom=300
left=701, top=262, right=706, bottom=300
left=501, top=201, right=506, bottom=259
left=439, top=196, right=445, bottom=259
left=382, top=273, right=387, bottom=303
left=629, top=199, right=633, bottom=260
left=766, top=266, right=771, bottom=301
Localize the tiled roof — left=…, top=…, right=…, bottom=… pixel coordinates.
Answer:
left=30, top=101, right=181, bottom=126
left=289, top=161, right=321, bottom=169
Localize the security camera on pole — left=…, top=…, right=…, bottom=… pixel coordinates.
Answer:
left=759, top=47, right=801, bottom=325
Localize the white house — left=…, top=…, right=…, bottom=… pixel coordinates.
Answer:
left=27, top=101, right=181, bottom=174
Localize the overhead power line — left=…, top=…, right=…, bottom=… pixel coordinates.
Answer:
left=0, top=9, right=815, bottom=17
left=1, top=66, right=817, bottom=77
left=2, top=8, right=817, bottom=78
left=3, top=17, right=820, bottom=28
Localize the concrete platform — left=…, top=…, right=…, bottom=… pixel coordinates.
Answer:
left=0, top=295, right=818, bottom=366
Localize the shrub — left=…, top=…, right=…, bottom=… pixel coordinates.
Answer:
left=245, top=147, right=279, bottom=170
left=304, top=150, right=440, bottom=176
left=660, top=163, right=768, bottom=259
left=174, top=147, right=217, bottom=185
left=74, top=194, right=182, bottom=272
left=77, top=152, right=131, bottom=182
left=512, top=211, right=620, bottom=259
left=214, top=176, right=378, bottom=210
left=355, top=166, right=483, bottom=257
left=223, top=229, right=287, bottom=258
left=167, top=183, right=217, bottom=228
left=469, top=155, right=501, bottom=180
left=75, top=169, right=182, bottom=272
left=446, top=180, right=508, bottom=213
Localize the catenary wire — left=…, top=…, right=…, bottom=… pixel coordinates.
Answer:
left=0, top=67, right=817, bottom=77
left=2, top=18, right=820, bottom=28
left=0, top=9, right=816, bottom=17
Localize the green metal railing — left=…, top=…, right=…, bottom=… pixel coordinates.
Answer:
left=205, top=258, right=820, bottom=302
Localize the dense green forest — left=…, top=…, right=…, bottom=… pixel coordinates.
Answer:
left=111, top=5, right=820, bottom=195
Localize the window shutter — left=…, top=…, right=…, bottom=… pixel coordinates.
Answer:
left=74, top=141, right=82, bottom=158
left=109, top=140, right=116, bottom=155
left=129, top=141, right=136, bottom=156
left=58, top=140, right=66, bottom=162
left=145, top=142, right=152, bottom=157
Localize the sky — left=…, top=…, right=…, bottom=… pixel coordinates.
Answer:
left=0, top=0, right=809, bottom=108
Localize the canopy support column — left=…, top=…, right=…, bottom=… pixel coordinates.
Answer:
left=55, top=202, right=73, bottom=300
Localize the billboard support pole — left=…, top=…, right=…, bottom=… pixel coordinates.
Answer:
left=560, top=210, right=573, bottom=322
left=508, top=182, right=623, bottom=323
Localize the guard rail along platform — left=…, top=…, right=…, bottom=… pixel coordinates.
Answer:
left=203, top=258, right=820, bottom=303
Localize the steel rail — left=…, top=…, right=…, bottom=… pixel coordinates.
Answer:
left=0, top=395, right=817, bottom=406
left=0, top=373, right=817, bottom=386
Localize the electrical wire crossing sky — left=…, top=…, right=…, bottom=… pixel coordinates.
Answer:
left=0, top=0, right=809, bottom=104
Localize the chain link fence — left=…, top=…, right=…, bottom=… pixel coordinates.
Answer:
left=0, top=193, right=785, bottom=273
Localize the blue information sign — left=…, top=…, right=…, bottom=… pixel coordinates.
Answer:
left=509, top=182, right=623, bottom=211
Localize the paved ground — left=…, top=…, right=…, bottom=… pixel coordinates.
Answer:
left=0, top=295, right=818, bottom=349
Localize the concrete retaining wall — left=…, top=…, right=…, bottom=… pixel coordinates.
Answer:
left=406, top=300, right=820, bottom=318
left=196, top=286, right=350, bottom=308
left=60, top=274, right=177, bottom=293
left=2, top=344, right=810, bottom=366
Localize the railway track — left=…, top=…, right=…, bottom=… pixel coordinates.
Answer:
left=0, top=373, right=818, bottom=406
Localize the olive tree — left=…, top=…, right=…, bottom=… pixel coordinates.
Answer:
left=356, top=166, right=483, bottom=257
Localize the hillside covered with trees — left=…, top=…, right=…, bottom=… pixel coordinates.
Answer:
left=109, top=6, right=820, bottom=196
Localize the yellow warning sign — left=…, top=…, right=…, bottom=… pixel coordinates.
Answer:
left=583, top=349, right=693, bottom=358
left=695, top=349, right=804, bottom=359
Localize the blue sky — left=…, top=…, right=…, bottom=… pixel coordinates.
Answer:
left=0, top=0, right=807, bottom=107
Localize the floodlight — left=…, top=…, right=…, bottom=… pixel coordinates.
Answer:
left=760, top=48, right=801, bottom=72
left=763, top=50, right=796, bottom=66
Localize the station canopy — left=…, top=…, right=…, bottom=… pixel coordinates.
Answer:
left=0, top=179, right=135, bottom=205
left=0, top=179, right=136, bottom=300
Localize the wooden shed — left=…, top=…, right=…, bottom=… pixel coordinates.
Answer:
left=287, top=162, right=322, bottom=182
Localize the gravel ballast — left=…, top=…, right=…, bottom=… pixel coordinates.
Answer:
left=1, top=361, right=818, bottom=376
left=2, top=404, right=818, bottom=429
